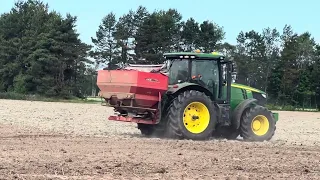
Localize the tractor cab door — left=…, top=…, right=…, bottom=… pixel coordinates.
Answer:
left=191, top=60, right=220, bottom=99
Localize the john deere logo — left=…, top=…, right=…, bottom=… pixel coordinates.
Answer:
left=145, top=78, right=159, bottom=82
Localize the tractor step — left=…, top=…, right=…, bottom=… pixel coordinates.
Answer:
left=219, top=105, right=231, bottom=125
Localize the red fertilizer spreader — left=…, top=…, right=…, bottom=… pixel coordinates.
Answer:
left=97, top=64, right=168, bottom=124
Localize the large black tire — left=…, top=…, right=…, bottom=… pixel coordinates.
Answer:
left=165, top=90, right=217, bottom=140
left=240, top=105, right=276, bottom=141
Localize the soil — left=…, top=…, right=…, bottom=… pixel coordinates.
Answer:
left=0, top=99, right=320, bottom=180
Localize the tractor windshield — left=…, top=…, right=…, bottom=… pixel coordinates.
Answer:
left=168, top=59, right=189, bottom=85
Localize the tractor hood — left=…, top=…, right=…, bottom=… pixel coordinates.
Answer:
left=231, top=83, right=266, bottom=95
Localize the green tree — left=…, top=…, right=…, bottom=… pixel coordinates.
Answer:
left=0, top=0, right=91, bottom=98
left=197, top=20, right=225, bottom=52
left=134, top=12, right=160, bottom=63
left=181, top=18, right=200, bottom=51
left=312, top=45, right=320, bottom=109
left=233, top=30, right=266, bottom=88
left=120, top=6, right=150, bottom=63
left=134, top=9, right=182, bottom=63
left=233, top=28, right=280, bottom=92
left=158, top=9, right=183, bottom=52
left=262, top=27, right=281, bottom=92
left=91, top=12, right=120, bottom=68
left=114, top=10, right=135, bottom=64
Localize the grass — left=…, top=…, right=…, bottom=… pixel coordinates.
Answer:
left=266, top=104, right=319, bottom=112
left=0, top=92, right=103, bottom=104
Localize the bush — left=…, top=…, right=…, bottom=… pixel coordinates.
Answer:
left=0, top=92, right=48, bottom=101
left=0, top=92, right=28, bottom=100
left=266, top=103, right=318, bottom=112
left=0, top=92, right=101, bottom=104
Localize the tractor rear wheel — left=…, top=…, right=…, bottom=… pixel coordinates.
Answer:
left=240, top=105, right=276, bottom=141
left=165, top=90, right=217, bottom=140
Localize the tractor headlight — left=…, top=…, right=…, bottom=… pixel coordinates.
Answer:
left=261, top=93, right=267, bottom=98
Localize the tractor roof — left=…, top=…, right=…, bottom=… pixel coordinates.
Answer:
left=163, top=51, right=225, bottom=60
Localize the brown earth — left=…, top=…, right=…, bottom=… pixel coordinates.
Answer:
left=0, top=99, right=320, bottom=180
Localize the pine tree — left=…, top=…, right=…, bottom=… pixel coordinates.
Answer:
left=91, top=12, right=120, bottom=69
left=0, top=0, right=91, bottom=98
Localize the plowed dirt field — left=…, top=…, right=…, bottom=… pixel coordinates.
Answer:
left=0, top=99, right=320, bottom=180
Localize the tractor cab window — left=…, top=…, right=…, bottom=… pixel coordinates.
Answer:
left=168, top=60, right=189, bottom=85
left=191, top=60, right=219, bottom=97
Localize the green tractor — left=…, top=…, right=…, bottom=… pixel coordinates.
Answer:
left=97, top=51, right=278, bottom=141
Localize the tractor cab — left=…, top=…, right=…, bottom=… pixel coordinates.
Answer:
left=163, top=51, right=234, bottom=105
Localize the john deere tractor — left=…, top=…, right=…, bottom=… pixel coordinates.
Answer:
left=97, top=51, right=278, bottom=141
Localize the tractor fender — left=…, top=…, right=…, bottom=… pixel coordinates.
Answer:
left=231, top=98, right=258, bottom=129
left=168, top=83, right=214, bottom=99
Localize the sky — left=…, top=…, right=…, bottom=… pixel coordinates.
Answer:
left=1, top=0, right=319, bottom=46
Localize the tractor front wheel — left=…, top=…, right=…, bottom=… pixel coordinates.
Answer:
left=240, top=105, right=276, bottom=141
left=165, top=90, right=217, bottom=140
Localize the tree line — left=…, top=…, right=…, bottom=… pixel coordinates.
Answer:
left=0, top=0, right=319, bottom=109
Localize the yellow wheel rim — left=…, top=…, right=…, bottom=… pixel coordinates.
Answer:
left=251, top=115, right=269, bottom=136
left=183, top=102, right=210, bottom=134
